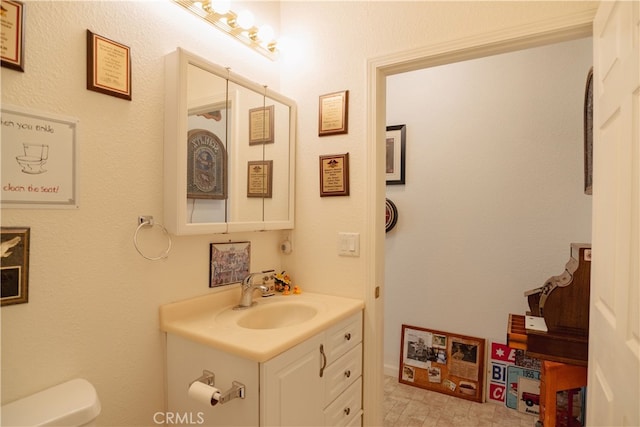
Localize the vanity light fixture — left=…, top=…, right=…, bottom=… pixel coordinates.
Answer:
left=174, top=0, right=279, bottom=60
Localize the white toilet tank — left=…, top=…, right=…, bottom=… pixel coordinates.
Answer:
left=1, top=378, right=101, bottom=426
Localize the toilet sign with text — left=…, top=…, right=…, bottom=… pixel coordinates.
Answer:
left=1, top=105, right=78, bottom=208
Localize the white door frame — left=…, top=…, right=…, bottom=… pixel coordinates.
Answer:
left=364, top=8, right=596, bottom=426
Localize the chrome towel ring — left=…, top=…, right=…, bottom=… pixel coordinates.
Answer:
left=133, top=216, right=172, bottom=261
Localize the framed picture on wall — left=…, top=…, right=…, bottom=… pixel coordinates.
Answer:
left=1, top=105, right=79, bottom=209
left=0, top=0, right=25, bottom=72
left=249, top=105, right=274, bottom=145
left=209, top=241, right=251, bottom=287
left=386, top=124, right=406, bottom=185
left=247, top=160, right=273, bottom=198
left=187, top=128, right=227, bottom=200
left=86, top=29, right=132, bottom=100
left=1, top=227, right=30, bottom=306
left=318, top=90, right=349, bottom=136
left=319, top=153, right=350, bottom=196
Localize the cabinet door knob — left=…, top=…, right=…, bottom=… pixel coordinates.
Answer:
left=344, top=332, right=351, bottom=341
left=344, top=370, right=351, bottom=378
left=344, top=407, right=351, bottom=416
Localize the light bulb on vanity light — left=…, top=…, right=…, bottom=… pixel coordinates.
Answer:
left=258, top=25, right=274, bottom=44
left=210, top=0, right=230, bottom=14
left=236, top=10, right=254, bottom=30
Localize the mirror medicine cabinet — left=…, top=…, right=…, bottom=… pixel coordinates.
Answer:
left=164, top=48, right=296, bottom=235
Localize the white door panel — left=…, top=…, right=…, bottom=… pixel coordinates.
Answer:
left=589, top=1, right=640, bottom=425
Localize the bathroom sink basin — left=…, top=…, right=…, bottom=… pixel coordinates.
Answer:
left=214, top=299, right=321, bottom=330
left=236, top=302, right=318, bottom=329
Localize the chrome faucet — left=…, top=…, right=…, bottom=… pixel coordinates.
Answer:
left=234, top=270, right=275, bottom=310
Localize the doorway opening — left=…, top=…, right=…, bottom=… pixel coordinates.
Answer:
left=363, top=14, right=594, bottom=427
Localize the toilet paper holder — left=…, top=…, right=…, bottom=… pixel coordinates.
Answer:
left=190, top=370, right=245, bottom=404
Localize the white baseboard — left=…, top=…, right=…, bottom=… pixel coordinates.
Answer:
left=383, top=363, right=398, bottom=378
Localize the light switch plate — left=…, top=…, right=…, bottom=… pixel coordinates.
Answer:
left=338, top=232, right=360, bottom=257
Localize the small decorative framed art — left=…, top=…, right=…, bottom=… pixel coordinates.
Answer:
left=187, top=129, right=227, bottom=200
left=1, top=227, right=30, bottom=306
left=209, top=241, right=250, bottom=288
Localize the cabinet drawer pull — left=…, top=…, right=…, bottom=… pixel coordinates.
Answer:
left=344, top=407, right=351, bottom=416
left=344, top=332, right=351, bottom=341
left=344, top=370, right=351, bottom=378
left=319, top=344, right=327, bottom=378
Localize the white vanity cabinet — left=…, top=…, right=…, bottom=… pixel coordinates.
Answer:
left=261, top=312, right=363, bottom=426
left=165, top=311, right=363, bottom=427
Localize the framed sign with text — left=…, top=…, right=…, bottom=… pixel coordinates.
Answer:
left=249, top=105, right=274, bottom=145
left=86, top=30, right=132, bottom=100
left=1, top=105, right=79, bottom=208
left=0, top=0, right=25, bottom=71
left=247, top=160, right=273, bottom=198
left=318, top=90, right=348, bottom=136
left=319, top=153, right=349, bottom=197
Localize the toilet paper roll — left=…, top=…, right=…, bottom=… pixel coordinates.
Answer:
left=188, top=381, right=222, bottom=406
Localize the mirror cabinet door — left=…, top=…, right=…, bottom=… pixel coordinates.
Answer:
left=262, top=96, right=293, bottom=228
left=227, top=80, right=267, bottom=227
left=186, top=63, right=230, bottom=224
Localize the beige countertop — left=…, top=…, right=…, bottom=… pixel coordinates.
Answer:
left=159, top=290, right=364, bottom=363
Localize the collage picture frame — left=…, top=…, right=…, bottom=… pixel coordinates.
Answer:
left=399, top=324, right=486, bottom=403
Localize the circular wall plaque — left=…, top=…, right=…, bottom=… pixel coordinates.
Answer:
left=385, top=198, right=398, bottom=233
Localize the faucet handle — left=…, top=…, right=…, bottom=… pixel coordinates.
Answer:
left=243, top=270, right=275, bottom=287
left=259, top=284, right=275, bottom=298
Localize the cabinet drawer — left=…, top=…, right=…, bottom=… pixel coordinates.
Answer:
left=324, top=312, right=362, bottom=362
left=324, top=343, right=362, bottom=405
left=323, top=377, right=362, bottom=427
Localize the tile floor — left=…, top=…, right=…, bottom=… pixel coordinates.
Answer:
left=383, top=376, right=537, bottom=427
